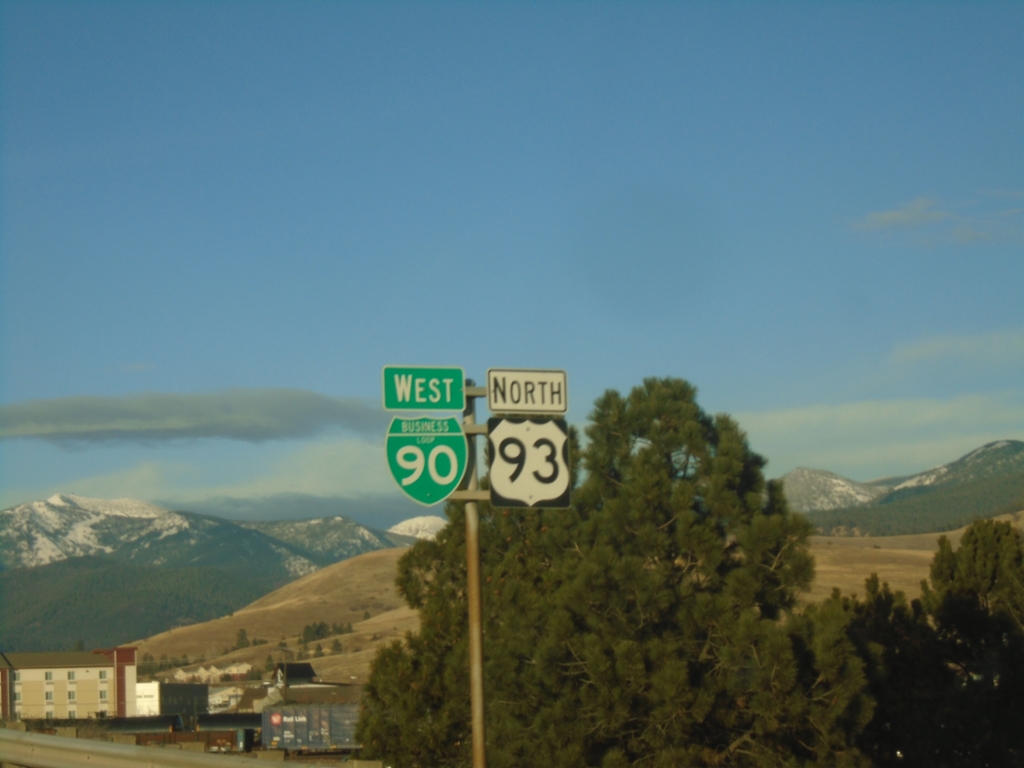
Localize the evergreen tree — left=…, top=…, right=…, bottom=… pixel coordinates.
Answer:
left=359, top=378, right=872, bottom=767
left=842, top=521, right=1024, bottom=767
left=920, top=521, right=1024, bottom=765
left=837, top=577, right=954, bottom=767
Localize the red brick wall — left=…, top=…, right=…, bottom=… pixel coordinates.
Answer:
left=0, top=668, right=8, bottom=719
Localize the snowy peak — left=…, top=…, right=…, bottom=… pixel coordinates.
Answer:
left=893, top=467, right=948, bottom=491
left=781, top=440, right=1024, bottom=516
left=0, top=494, right=418, bottom=579
left=46, top=493, right=170, bottom=518
left=883, top=440, right=1024, bottom=501
left=0, top=495, right=312, bottom=576
left=780, top=468, right=888, bottom=513
left=241, top=516, right=411, bottom=564
left=389, top=515, right=448, bottom=541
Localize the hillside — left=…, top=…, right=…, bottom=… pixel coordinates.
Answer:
left=0, top=494, right=427, bottom=652
left=135, top=515, right=1024, bottom=687
left=806, top=510, right=1024, bottom=601
left=0, top=494, right=317, bottom=578
left=241, top=517, right=416, bottom=566
left=789, top=440, right=1024, bottom=536
left=0, top=556, right=283, bottom=652
left=135, top=547, right=417, bottom=686
left=780, top=467, right=891, bottom=512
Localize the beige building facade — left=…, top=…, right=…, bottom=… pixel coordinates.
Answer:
left=0, top=647, right=136, bottom=721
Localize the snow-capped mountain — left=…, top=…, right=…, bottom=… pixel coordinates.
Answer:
left=890, top=439, right=1023, bottom=491
left=389, top=515, right=448, bottom=540
left=0, top=494, right=320, bottom=578
left=0, top=494, right=418, bottom=580
left=781, top=441, right=1024, bottom=514
left=778, top=469, right=890, bottom=513
left=781, top=439, right=1024, bottom=535
left=1, top=494, right=194, bottom=569
left=0, top=495, right=421, bottom=652
left=241, top=517, right=416, bottom=564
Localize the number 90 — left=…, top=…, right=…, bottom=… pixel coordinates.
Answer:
left=396, top=444, right=460, bottom=486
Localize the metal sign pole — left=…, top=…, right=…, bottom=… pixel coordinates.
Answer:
left=463, top=381, right=487, bottom=768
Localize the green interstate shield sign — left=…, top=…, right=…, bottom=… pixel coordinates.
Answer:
left=386, top=416, right=468, bottom=506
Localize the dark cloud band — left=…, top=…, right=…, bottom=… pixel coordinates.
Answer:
left=0, top=389, right=388, bottom=443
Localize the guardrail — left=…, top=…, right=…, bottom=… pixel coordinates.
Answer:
left=0, top=728, right=259, bottom=768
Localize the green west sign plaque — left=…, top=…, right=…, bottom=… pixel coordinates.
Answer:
left=386, top=416, right=468, bottom=506
left=382, top=366, right=465, bottom=411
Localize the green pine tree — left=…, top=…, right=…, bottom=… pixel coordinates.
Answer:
left=359, top=378, right=873, bottom=767
left=920, top=520, right=1024, bottom=765
left=834, top=577, right=952, bottom=767
left=842, top=520, right=1024, bottom=766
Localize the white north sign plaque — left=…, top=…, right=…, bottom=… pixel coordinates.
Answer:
left=487, top=368, right=567, bottom=414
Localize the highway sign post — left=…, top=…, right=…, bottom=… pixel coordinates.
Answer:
left=385, top=416, right=467, bottom=506
left=487, top=417, right=571, bottom=508
left=381, top=366, right=571, bottom=768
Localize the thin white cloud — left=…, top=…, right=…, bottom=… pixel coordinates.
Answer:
left=736, top=392, right=1024, bottom=481
left=0, top=462, right=182, bottom=510
left=951, top=225, right=992, bottom=243
left=853, top=197, right=950, bottom=231
left=0, top=436, right=401, bottom=512
left=852, top=193, right=1022, bottom=245
left=185, top=438, right=394, bottom=500
left=889, top=329, right=1024, bottom=368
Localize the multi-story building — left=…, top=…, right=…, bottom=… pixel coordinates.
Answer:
left=0, top=647, right=136, bottom=721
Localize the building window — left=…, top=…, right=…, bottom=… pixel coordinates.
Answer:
left=45, top=691, right=53, bottom=702
left=67, top=671, right=76, bottom=681
left=99, top=690, right=108, bottom=701
left=13, top=692, right=20, bottom=702
left=68, top=710, right=76, bottom=720
left=44, top=671, right=53, bottom=682
left=67, top=690, right=76, bottom=701
left=45, top=711, right=54, bottom=719
left=12, top=671, right=19, bottom=682
left=99, top=670, right=107, bottom=680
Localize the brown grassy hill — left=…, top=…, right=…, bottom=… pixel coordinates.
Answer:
left=806, top=509, right=1024, bottom=601
left=135, top=510, right=1024, bottom=686
left=134, top=547, right=417, bottom=685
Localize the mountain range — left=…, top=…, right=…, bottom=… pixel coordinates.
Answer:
left=3, top=439, right=1022, bottom=650
left=781, top=440, right=1024, bottom=536
left=0, top=494, right=420, bottom=652
left=0, top=494, right=418, bottom=573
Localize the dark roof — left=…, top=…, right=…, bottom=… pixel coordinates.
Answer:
left=275, top=662, right=317, bottom=681
left=0, top=651, right=114, bottom=669
left=284, top=686, right=362, bottom=705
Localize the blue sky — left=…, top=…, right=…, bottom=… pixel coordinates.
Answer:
left=1, top=1, right=1022, bottom=526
